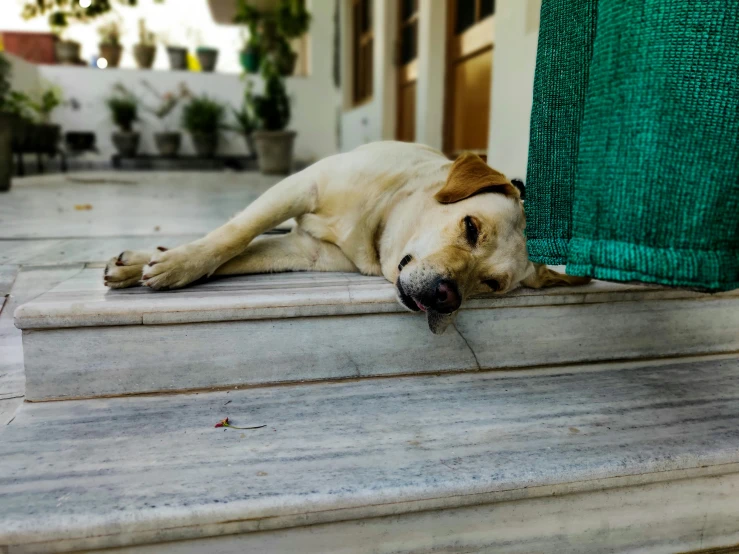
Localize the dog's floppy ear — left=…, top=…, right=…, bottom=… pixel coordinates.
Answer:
left=435, top=152, right=520, bottom=204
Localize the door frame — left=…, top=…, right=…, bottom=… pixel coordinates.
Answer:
left=396, top=0, right=419, bottom=141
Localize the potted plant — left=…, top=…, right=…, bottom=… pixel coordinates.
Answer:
left=196, top=46, right=220, bottom=72
left=106, top=84, right=140, bottom=157
left=0, top=54, right=15, bottom=192
left=4, top=91, right=35, bottom=156
left=228, top=81, right=257, bottom=156
left=181, top=95, right=225, bottom=158
left=252, top=62, right=294, bottom=174
left=240, top=32, right=261, bottom=74
left=141, top=80, right=191, bottom=156
left=98, top=20, right=123, bottom=68
left=166, top=45, right=188, bottom=70
left=22, top=0, right=168, bottom=64
left=234, top=0, right=310, bottom=76
left=133, top=19, right=157, bottom=69
left=27, top=85, right=64, bottom=155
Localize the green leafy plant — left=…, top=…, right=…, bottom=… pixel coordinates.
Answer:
left=234, top=0, right=310, bottom=76
left=2, top=91, right=35, bottom=121
left=253, top=62, right=290, bottom=131
left=98, top=20, right=122, bottom=46
left=137, top=18, right=156, bottom=46
left=106, top=85, right=138, bottom=132
left=26, top=85, right=64, bottom=124
left=181, top=96, right=225, bottom=135
left=21, top=0, right=164, bottom=33
left=228, top=81, right=256, bottom=135
left=274, top=0, right=311, bottom=39
left=0, top=54, right=11, bottom=111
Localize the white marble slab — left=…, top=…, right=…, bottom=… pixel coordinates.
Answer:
left=0, top=265, right=87, bottom=400
left=0, top=172, right=279, bottom=240
left=3, top=355, right=739, bottom=553
left=0, top=265, right=19, bottom=297
left=91, top=472, right=739, bottom=554
left=20, top=279, right=739, bottom=400
left=15, top=268, right=736, bottom=330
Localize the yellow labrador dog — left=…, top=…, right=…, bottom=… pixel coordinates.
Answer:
left=104, top=141, right=588, bottom=334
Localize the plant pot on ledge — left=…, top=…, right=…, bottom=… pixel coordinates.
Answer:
left=112, top=131, right=140, bottom=157
left=55, top=40, right=81, bottom=65
left=252, top=130, right=295, bottom=174
left=196, top=47, right=219, bottom=72
left=190, top=132, right=219, bottom=158
left=133, top=44, right=156, bottom=69
left=240, top=44, right=261, bottom=74
left=167, top=47, right=189, bottom=70
left=99, top=44, right=123, bottom=68
left=154, top=132, right=182, bottom=156
left=181, top=95, right=225, bottom=159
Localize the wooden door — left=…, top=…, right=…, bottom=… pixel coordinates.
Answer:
left=444, top=0, right=495, bottom=156
left=396, top=0, right=419, bottom=142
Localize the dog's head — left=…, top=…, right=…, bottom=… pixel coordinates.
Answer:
left=395, top=153, right=584, bottom=334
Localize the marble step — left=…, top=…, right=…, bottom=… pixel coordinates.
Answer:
left=15, top=267, right=739, bottom=401
left=3, top=354, right=739, bottom=553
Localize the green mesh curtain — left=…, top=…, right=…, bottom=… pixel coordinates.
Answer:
left=525, top=0, right=739, bottom=291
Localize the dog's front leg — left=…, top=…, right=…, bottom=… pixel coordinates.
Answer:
left=140, top=172, right=320, bottom=290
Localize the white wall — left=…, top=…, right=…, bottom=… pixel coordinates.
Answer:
left=487, top=0, right=541, bottom=180
left=339, top=0, right=396, bottom=152
left=6, top=52, right=40, bottom=94
left=6, top=0, right=340, bottom=164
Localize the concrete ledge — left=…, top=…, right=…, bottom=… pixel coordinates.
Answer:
left=16, top=270, right=739, bottom=401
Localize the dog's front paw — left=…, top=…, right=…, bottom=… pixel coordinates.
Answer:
left=141, top=242, right=217, bottom=290
left=104, top=250, right=153, bottom=289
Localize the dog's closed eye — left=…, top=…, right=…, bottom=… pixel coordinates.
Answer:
left=464, top=216, right=479, bottom=246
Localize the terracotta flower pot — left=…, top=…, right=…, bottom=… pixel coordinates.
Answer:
left=99, top=44, right=123, bottom=68
left=207, top=0, right=279, bottom=24
left=252, top=130, right=296, bottom=174
left=133, top=44, right=157, bottom=69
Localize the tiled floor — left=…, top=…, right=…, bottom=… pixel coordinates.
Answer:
left=0, top=171, right=280, bottom=421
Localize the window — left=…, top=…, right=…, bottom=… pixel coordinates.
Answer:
left=455, top=0, right=495, bottom=34
left=352, top=0, right=373, bottom=105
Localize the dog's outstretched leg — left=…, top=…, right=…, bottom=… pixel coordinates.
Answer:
left=136, top=170, right=321, bottom=290
left=213, top=229, right=357, bottom=276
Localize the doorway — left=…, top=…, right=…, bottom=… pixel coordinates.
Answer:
left=444, top=0, right=495, bottom=156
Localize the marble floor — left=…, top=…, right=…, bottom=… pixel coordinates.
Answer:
left=0, top=171, right=281, bottom=422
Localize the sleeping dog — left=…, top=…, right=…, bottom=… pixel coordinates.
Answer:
left=104, top=141, right=589, bottom=334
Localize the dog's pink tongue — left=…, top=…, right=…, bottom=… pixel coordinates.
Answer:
left=414, top=299, right=427, bottom=312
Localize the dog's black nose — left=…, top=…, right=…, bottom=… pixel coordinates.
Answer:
left=430, top=279, right=461, bottom=313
